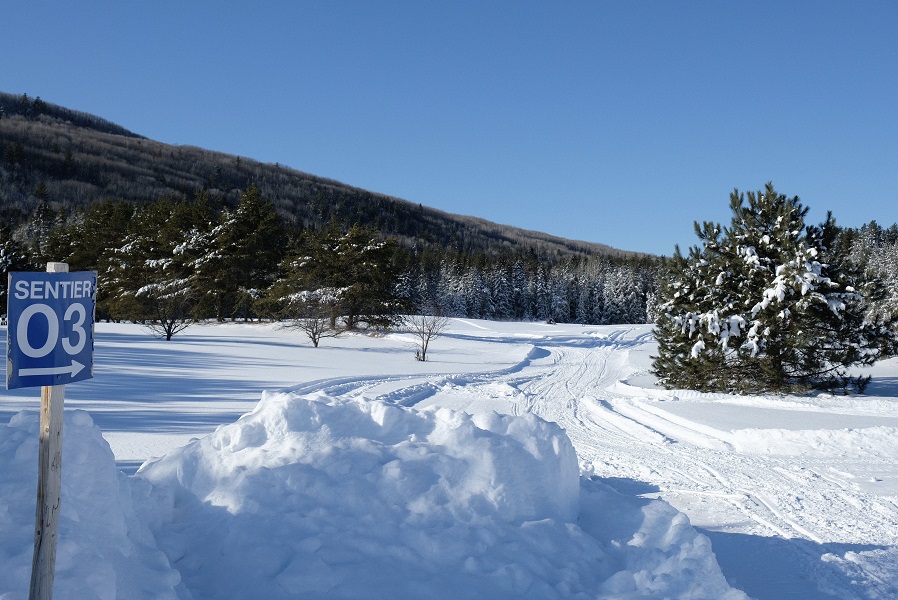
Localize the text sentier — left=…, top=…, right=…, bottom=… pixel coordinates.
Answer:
left=13, top=279, right=94, bottom=301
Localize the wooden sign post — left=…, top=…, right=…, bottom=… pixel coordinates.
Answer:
left=30, top=262, right=68, bottom=600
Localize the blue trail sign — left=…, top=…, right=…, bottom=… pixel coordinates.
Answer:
left=7, top=271, right=97, bottom=389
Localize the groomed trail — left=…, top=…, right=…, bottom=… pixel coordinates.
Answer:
left=287, top=322, right=898, bottom=600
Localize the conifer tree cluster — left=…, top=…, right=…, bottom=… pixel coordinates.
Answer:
left=40, top=188, right=287, bottom=337
left=397, top=255, right=656, bottom=325
left=265, top=222, right=406, bottom=333
left=1, top=186, right=659, bottom=342
left=652, top=183, right=894, bottom=394
left=845, top=221, right=898, bottom=324
left=1, top=188, right=411, bottom=340
left=0, top=221, right=29, bottom=307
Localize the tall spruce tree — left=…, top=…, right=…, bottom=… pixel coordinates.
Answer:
left=193, top=186, right=286, bottom=321
left=103, top=197, right=214, bottom=337
left=653, top=183, right=890, bottom=393
left=265, top=223, right=405, bottom=330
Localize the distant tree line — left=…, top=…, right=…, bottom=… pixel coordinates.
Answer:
left=0, top=188, right=660, bottom=338
left=5, top=184, right=898, bottom=347
left=0, top=92, right=140, bottom=137
left=396, top=250, right=658, bottom=324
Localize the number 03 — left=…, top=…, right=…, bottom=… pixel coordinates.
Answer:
left=16, top=302, right=88, bottom=359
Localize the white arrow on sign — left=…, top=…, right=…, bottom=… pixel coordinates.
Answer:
left=19, top=361, right=86, bottom=379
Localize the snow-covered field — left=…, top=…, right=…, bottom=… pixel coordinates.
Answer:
left=2, top=319, right=897, bottom=599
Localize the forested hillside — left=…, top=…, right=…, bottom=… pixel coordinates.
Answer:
left=0, top=91, right=636, bottom=259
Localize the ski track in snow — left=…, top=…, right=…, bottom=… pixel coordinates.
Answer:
left=271, top=325, right=898, bottom=600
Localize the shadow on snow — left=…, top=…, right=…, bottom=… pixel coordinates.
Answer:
left=596, top=475, right=893, bottom=600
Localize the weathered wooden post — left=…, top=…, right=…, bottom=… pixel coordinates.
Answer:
left=29, top=262, right=68, bottom=600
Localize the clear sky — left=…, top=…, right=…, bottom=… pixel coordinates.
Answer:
left=2, top=1, right=896, bottom=256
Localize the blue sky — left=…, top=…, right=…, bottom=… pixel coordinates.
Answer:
left=2, top=1, right=896, bottom=256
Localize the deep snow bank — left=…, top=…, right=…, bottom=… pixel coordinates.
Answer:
left=136, top=391, right=745, bottom=599
left=0, top=411, right=180, bottom=600
left=1, top=393, right=745, bottom=599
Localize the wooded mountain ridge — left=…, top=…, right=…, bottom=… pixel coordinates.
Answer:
left=0, top=91, right=641, bottom=260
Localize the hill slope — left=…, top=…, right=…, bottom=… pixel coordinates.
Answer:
left=0, top=91, right=640, bottom=259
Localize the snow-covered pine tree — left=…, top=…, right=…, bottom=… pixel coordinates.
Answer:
left=653, top=183, right=889, bottom=393
left=490, top=263, right=514, bottom=320
left=438, top=259, right=467, bottom=317
left=849, top=222, right=898, bottom=326
left=575, top=282, right=595, bottom=324
left=511, top=260, right=533, bottom=320
left=268, top=223, right=404, bottom=330
left=102, top=198, right=213, bottom=339
left=652, top=227, right=731, bottom=390
left=532, top=264, right=551, bottom=321
left=550, top=263, right=574, bottom=323
left=603, top=266, right=646, bottom=325
left=0, top=221, right=30, bottom=307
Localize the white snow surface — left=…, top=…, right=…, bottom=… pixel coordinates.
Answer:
left=2, top=319, right=898, bottom=599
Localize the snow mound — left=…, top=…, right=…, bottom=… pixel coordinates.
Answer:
left=0, top=394, right=745, bottom=599
left=0, top=411, right=180, bottom=600
left=136, top=391, right=746, bottom=599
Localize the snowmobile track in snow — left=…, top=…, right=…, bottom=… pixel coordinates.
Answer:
left=278, top=325, right=898, bottom=599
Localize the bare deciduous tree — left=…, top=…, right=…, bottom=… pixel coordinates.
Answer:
left=286, top=314, right=344, bottom=348
left=281, top=289, right=344, bottom=347
left=404, top=311, right=450, bottom=361
left=138, top=281, right=196, bottom=341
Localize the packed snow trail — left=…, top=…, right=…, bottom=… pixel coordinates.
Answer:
left=302, top=323, right=898, bottom=600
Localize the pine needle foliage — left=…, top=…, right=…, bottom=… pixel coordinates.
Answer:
left=652, top=183, right=892, bottom=394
